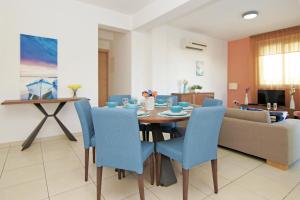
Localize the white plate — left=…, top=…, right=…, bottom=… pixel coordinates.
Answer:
left=158, top=112, right=190, bottom=118
left=182, top=106, right=193, bottom=110
left=161, top=110, right=188, bottom=116
left=155, top=103, right=168, bottom=107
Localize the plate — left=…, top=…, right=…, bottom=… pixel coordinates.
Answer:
left=155, top=103, right=168, bottom=107
left=137, top=110, right=150, bottom=116
left=182, top=106, right=193, bottom=110
left=161, top=110, right=188, bottom=116
left=158, top=112, right=190, bottom=118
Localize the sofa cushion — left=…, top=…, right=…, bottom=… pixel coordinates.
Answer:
left=225, top=108, right=271, bottom=123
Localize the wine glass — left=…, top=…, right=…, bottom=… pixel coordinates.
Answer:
left=167, top=97, right=173, bottom=107
left=267, top=103, right=271, bottom=111
left=273, top=103, right=278, bottom=111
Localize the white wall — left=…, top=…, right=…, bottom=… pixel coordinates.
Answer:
left=149, top=25, right=228, bottom=103
left=0, top=0, right=130, bottom=143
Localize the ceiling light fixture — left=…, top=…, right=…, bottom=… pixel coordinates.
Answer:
left=242, top=11, right=258, bottom=20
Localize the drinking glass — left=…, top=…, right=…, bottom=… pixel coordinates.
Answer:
left=267, top=103, right=271, bottom=111
left=273, top=103, right=278, bottom=111
left=167, top=97, right=173, bottom=107
left=122, top=98, right=129, bottom=106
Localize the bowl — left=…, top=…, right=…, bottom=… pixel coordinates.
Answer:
left=156, top=98, right=166, bottom=104
left=170, top=105, right=182, bottom=113
left=178, top=102, right=190, bottom=107
left=107, top=102, right=118, bottom=108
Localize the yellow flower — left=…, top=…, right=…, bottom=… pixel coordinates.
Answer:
left=68, top=84, right=81, bottom=90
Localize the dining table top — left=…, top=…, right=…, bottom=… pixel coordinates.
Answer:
left=138, top=106, right=193, bottom=124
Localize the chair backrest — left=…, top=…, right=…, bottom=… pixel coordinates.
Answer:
left=156, top=95, right=178, bottom=105
left=92, top=108, right=144, bottom=174
left=74, top=99, right=94, bottom=149
left=183, top=107, right=225, bottom=169
left=203, top=98, right=223, bottom=107
left=108, top=95, right=131, bottom=106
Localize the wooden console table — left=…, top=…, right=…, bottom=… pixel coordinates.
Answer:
left=2, top=98, right=81, bottom=150
left=171, top=92, right=214, bottom=105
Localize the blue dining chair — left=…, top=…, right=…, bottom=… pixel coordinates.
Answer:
left=202, top=98, right=223, bottom=107
left=74, top=99, right=95, bottom=181
left=92, top=108, right=155, bottom=200
left=156, top=107, right=225, bottom=200
left=108, top=95, right=131, bottom=105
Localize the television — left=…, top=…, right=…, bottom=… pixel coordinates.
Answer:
left=258, top=90, right=285, bottom=106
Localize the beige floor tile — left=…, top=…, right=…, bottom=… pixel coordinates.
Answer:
left=42, top=147, right=77, bottom=162
left=4, top=151, right=43, bottom=170
left=46, top=167, right=89, bottom=196
left=209, top=183, right=266, bottom=200
left=0, top=164, right=45, bottom=188
left=0, top=178, right=48, bottom=200
left=89, top=165, right=118, bottom=182
left=44, top=155, right=83, bottom=175
left=50, top=183, right=101, bottom=200
left=284, top=184, right=300, bottom=200
left=220, top=153, right=263, bottom=171
left=149, top=179, right=207, bottom=200
left=189, top=168, right=231, bottom=195
left=217, top=148, right=233, bottom=159
left=0, top=142, right=10, bottom=149
left=124, top=189, right=159, bottom=200
left=102, top=174, right=153, bottom=200
left=235, top=172, right=296, bottom=200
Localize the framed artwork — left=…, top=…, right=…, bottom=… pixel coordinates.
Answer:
left=20, top=34, right=58, bottom=100
left=196, top=60, right=204, bottom=76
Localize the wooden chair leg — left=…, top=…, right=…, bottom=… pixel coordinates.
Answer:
left=150, top=154, right=154, bottom=185
left=156, top=153, right=161, bottom=186
left=97, top=167, right=103, bottom=200
left=93, top=147, right=96, bottom=163
left=182, top=169, right=189, bottom=200
left=84, top=148, right=89, bottom=181
left=142, top=131, right=146, bottom=141
left=118, top=169, right=122, bottom=180
left=211, top=159, right=218, bottom=194
left=122, top=170, right=125, bottom=178
left=138, top=174, right=145, bottom=200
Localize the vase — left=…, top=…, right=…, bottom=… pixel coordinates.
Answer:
left=244, top=93, right=249, bottom=105
left=145, top=96, right=155, bottom=111
left=72, top=89, right=78, bottom=98
left=183, top=85, right=188, bottom=93
left=290, top=95, right=295, bottom=110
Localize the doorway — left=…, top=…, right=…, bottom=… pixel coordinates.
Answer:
left=98, top=49, right=109, bottom=106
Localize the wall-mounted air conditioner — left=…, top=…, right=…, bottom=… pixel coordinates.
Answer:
left=182, top=39, right=207, bottom=51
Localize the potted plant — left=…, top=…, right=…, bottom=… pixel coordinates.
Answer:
left=190, top=85, right=203, bottom=93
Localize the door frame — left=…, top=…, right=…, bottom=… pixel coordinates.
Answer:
left=98, top=49, right=109, bottom=106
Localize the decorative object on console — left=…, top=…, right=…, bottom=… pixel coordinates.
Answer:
left=244, top=87, right=250, bottom=105
left=182, top=80, right=188, bottom=93
left=190, top=85, right=202, bottom=93
left=20, top=34, right=58, bottom=100
left=290, top=87, right=296, bottom=110
left=142, top=90, right=157, bottom=111
left=68, top=84, right=81, bottom=98
left=195, top=61, right=204, bottom=76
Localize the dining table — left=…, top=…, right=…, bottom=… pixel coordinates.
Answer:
left=138, top=106, right=192, bottom=186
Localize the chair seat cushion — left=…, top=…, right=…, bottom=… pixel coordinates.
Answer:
left=142, top=142, right=154, bottom=162
left=156, top=137, right=184, bottom=163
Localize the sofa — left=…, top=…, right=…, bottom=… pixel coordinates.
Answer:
left=219, top=108, right=300, bottom=170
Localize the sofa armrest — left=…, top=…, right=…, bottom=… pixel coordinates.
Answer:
left=272, top=119, right=300, bottom=165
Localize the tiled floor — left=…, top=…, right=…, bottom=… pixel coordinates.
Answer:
left=1, top=133, right=300, bottom=200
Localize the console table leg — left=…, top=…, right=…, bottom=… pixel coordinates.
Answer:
left=22, top=116, right=47, bottom=151
left=54, top=116, right=77, bottom=141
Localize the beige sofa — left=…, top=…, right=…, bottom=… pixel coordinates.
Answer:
left=219, top=108, right=300, bottom=170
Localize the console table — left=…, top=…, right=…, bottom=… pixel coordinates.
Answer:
left=171, top=92, right=214, bottom=105
left=2, top=98, right=80, bottom=150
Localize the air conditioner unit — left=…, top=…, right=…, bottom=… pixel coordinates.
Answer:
left=183, top=40, right=207, bottom=51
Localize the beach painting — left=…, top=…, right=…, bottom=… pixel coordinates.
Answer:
left=20, top=34, right=58, bottom=100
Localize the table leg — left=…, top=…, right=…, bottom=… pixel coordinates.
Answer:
left=53, top=102, right=77, bottom=141
left=151, top=123, right=177, bottom=186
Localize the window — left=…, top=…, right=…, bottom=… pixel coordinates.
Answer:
left=259, top=52, right=300, bottom=86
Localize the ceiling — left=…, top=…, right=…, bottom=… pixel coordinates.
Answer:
left=77, top=0, right=155, bottom=15
left=170, top=0, right=300, bottom=40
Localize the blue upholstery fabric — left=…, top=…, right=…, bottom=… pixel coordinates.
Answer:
left=92, top=108, right=154, bottom=174
left=156, top=95, right=178, bottom=105
left=108, top=95, right=131, bottom=106
left=74, top=99, right=95, bottom=149
left=157, top=107, right=225, bottom=170
left=202, top=98, right=223, bottom=107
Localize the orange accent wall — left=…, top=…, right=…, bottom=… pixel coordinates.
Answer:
left=228, top=38, right=255, bottom=107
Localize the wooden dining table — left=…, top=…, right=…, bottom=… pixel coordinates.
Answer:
left=139, top=106, right=192, bottom=186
